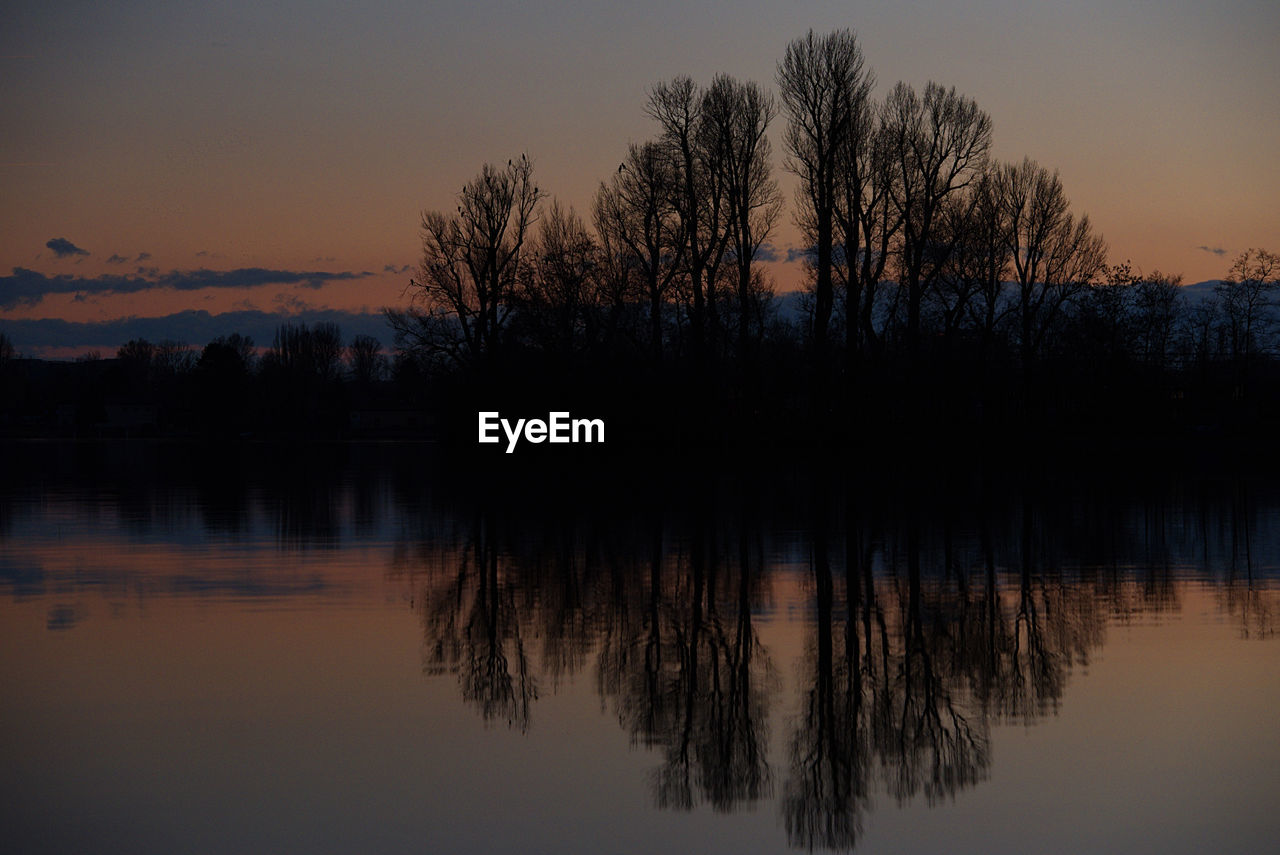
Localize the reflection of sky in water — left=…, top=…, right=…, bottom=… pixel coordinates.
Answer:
left=1, top=450, right=1278, bottom=854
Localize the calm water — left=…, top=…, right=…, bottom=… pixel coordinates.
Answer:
left=2, top=443, right=1278, bottom=854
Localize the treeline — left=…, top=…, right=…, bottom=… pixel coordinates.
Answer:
left=383, top=29, right=1280, bottom=446
left=0, top=323, right=418, bottom=439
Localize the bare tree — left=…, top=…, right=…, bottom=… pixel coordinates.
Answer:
left=778, top=29, right=873, bottom=358
left=836, top=96, right=900, bottom=359
left=647, top=77, right=735, bottom=359
left=1130, top=270, right=1184, bottom=367
left=946, top=167, right=1013, bottom=361
left=389, top=155, right=544, bottom=368
left=700, top=74, right=783, bottom=362
left=884, top=81, right=993, bottom=360
left=594, top=141, right=686, bottom=362
left=998, top=157, right=1106, bottom=367
left=925, top=192, right=988, bottom=348
left=154, top=340, right=196, bottom=376
left=266, top=321, right=342, bottom=382
left=1216, top=248, right=1279, bottom=362
left=347, top=334, right=387, bottom=385
left=521, top=200, right=601, bottom=357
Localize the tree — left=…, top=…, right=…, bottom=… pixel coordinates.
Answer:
left=778, top=29, right=873, bottom=358
left=647, top=76, right=749, bottom=361
left=835, top=95, right=900, bottom=360
left=347, top=334, right=387, bottom=386
left=594, top=141, right=686, bottom=362
left=1216, top=248, right=1278, bottom=363
left=153, top=340, right=196, bottom=376
left=934, top=167, right=1013, bottom=362
left=1128, top=268, right=1183, bottom=367
left=198, top=333, right=255, bottom=376
left=699, top=74, right=783, bottom=364
left=884, top=81, right=992, bottom=360
left=998, top=158, right=1107, bottom=368
left=389, top=155, right=545, bottom=368
left=264, top=322, right=342, bottom=382
left=519, top=200, right=601, bottom=359
left=117, top=338, right=155, bottom=367
left=195, top=333, right=255, bottom=435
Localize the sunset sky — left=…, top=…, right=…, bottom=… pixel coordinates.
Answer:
left=2, top=0, right=1277, bottom=357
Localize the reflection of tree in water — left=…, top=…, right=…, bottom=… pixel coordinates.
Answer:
left=403, top=498, right=778, bottom=798
left=598, top=505, right=777, bottom=812
left=416, top=511, right=538, bottom=731
left=1217, top=481, right=1278, bottom=639
left=783, top=506, right=874, bottom=850
left=783, top=492, right=1116, bottom=851
left=395, top=473, right=1274, bottom=852
left=970, top=498, right=1106, bottom=723
left=1219, top=582, right=1278, bottom=639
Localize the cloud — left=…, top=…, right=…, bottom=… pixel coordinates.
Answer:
left=782, top=244, right=854, bottom=265
left=785, top=245, right=814, bottom=264
left=754, top=243, right=782, bottom=263
left=0, top=308, right=392, bottom=355
left=136, top=252, right=151, bottom=262
left=106, top=254, right=129, bottom=264
left=0, top=266, right=374, bottom=309
left=273, top=293, right=315, bottom=313
left=1196, top=245, right=1228, bottom=257
left=45, top=238, right=89, bottom=258
left=383, top=264, right=413, bottom=274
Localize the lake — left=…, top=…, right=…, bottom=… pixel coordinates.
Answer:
left=2, top=442, right=1277, bottom=854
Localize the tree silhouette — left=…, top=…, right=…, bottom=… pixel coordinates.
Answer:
left=884, top=81, right=992, bottom=363
left=701, top=74, right=783, bottom=373
left=347, top=334, right=387, bottom=386
left=390, top=155, right=545, bottom=369
left=998, top=157, right=1108, bottom=370
left=517, top=200, right=602, bottom=360
left=416, top=511, right=538, bottom=731
left=594, top=141, right=686, bottom=363
left=778, top=29, right=873, bottom=364
left=1216, top=248, right=1278, bottom=366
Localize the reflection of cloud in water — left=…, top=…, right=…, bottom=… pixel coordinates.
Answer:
left=46, top=603, right=85, bottom=631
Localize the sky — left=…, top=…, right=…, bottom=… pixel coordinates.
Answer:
left=2, top=0, right=1277, bottom=357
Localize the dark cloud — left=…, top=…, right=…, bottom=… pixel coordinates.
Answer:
left=0, top=308, right=391, bottom=355
left=754, top=243, right=782, bottom=263
left=1196, top=245, right=1228, bottom=257
left=785, top=245, right=814, bottom=264
left=782, top=244, right=854, bottom=265
left=45, top=238, right=89, bottom=258
left=383, top=264, right=413, bottom=274
left=106, top=254, right=129, bottom=264
left=0, top=266, right=373, bottom=309
left=136, top=252, right=151, bottom=262
left=273, top=293, right=315, bottom=313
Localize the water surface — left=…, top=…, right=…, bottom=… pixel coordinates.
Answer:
left=2, top=443, right=1277, bottom=853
